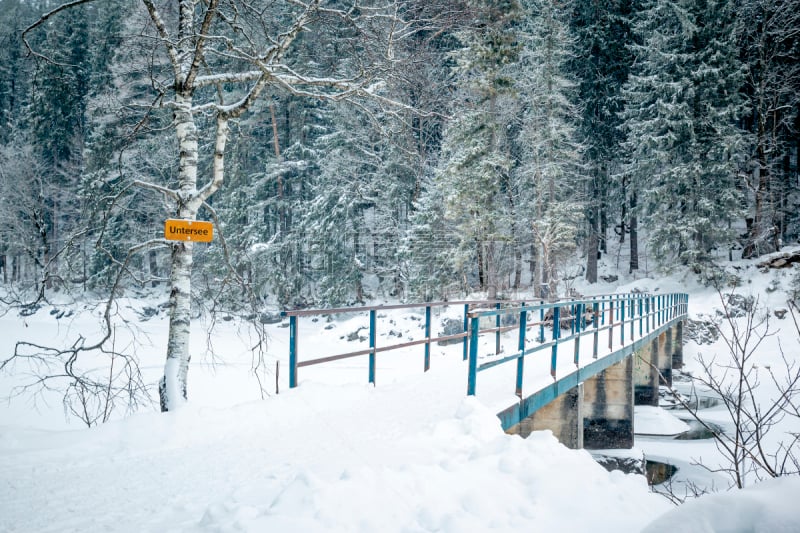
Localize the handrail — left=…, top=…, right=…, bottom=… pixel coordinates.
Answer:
left=466, top=293, right=689, bottom=397
left=280, top=293, right=689, bottom=392
left=281, top=299, right=526, bottom=387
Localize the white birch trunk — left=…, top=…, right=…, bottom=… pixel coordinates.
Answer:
left=159, top=93, right=199, bottom=412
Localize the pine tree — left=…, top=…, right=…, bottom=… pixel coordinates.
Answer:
left=432, top=0, right=523, bottom=299
left=569, top=0, right=635, bottom=280
left=514, top=0, right=585, bottom=298
left=404, top=173, right=464, bottom=300
left=621, top=0, right=746, bottom=270
left=736, top=0, right=800, bottom=256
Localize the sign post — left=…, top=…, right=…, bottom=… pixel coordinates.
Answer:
left=164, top=219, right=213, bottom=242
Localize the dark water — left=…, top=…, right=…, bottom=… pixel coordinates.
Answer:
left=673, top=419, right=724, bottom=440
left=645, top=460, right=679, bottom=485
left=643, top=419, right=724, bottom=485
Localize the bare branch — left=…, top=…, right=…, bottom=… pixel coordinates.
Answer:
left=133, top=180, right=179, bottom=201
left=141, top=0, right=181, bottom=74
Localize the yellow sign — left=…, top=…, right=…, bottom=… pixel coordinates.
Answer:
left=164, top=219, right=213, bottom=242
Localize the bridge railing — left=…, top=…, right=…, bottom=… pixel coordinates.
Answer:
left=281, top=293, right=688, bottom=391
left=281, top=299, right=526, bottom=388
left=466, top=293, right=689, bottom=397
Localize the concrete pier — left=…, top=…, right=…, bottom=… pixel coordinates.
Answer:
left=634, top=326, right=676, bottom=406
left=673, top=321, right=683, bottom=370
left=583, top=356, right=634, bottom=449
left=505, top=322, right=685, bottom=453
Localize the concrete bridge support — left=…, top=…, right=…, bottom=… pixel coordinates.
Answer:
left=509, top=385, right=584, bottom=449
left=583, top=356, right=634, bottom=449
left=633, top=326, right=677, bottom=406
left=673, top=321, right=684, bottom=370
left=506, top=321, right=685, bottom=451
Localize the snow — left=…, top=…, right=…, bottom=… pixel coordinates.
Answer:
left=642, top=476, right=800, bottom=533
left=2, top=255, right=800, bottom=532
left=634, top=406, right=691, bottom=436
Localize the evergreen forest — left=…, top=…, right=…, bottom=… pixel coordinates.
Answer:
left=1, top=0, right=799, bottom=310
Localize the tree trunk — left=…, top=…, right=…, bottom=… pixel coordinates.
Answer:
left=744, top=112, right=778, bottom=259
left=159, top=239, right=194, bottom=411
left=586, top=175, right=599, bottom=284
left=270, top=103, right=286, bottom=233
left=476, top=240, right=485, bottom=292
left=159, top=93, right=199, bottom=412
left=600, top=206, right=608, bottom=254
left=547, top=247, right=557, bottom=301
left=149, top=250, right=159, bottom=287
left=629, top=192, right=639, bottom=273
left=486, top=240, right=497, bottom=299
left=531, top=244, right=541, bottom=298
left=586, top=228, right=598, bottom=284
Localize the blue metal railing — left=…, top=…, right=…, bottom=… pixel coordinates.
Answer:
left=281, top=293, right=688, bottom=393
left=466, top=293, right=689, bottom=397
left=281, top=299, right=525, bottom=388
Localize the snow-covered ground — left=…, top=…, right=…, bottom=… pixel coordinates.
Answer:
left=2, top=251, right=800, bottom=532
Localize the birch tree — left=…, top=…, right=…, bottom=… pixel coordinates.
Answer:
left=23, top=0, right=420, bottom=412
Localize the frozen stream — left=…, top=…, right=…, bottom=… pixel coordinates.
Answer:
left=634, top=381, right=735, bottom=499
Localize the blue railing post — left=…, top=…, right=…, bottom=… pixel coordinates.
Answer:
left=463, top=304, right=470, bottom=361
left=654, top=295, right=658, bottom=326
left=539, top=303, right=545, bottom=342
left=424, top=305, right=432, bottom=372
left=638, top=296, right=643, bottom=338
left=582, top=302, right=588, bottom=330
left=621, top=298, right=626, bottom=346
left=495, top=302, right=501, bottom=355
left=467, top=315, right=480, bottom=395
left=551, top=305, right=560, bottom=378
left=516, top=309, right=527, bottom=397
left=608, top=299, right=614, bottom=351
left=668, top=294, right=673, bottom=320
left=571, top=303, right=576, bottom=335
left=573, top=303, right=582, bottom=366
left=369, top=309, right=377, bottom=385
left=629, top=296, right=634, bottom=340
left=652, top=295, right=657, bottom=329
left=650, top=296, right=658, bottom=329
left=600, top=296, right=606, bottom=326
left=592, top=299, right=599, bottom=359
left=289, top=315, right=298, bottom=388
